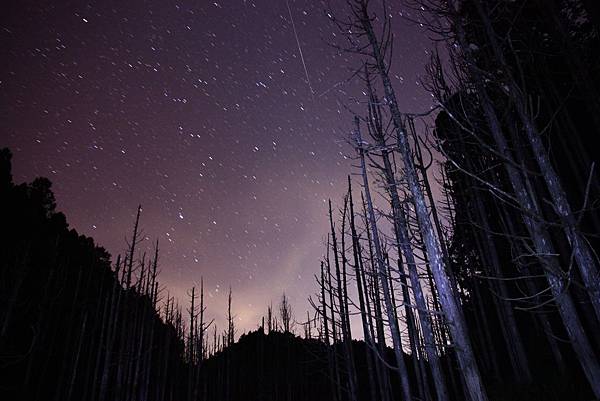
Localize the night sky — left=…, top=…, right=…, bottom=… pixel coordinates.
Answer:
left=1, top=0, right=434, bottom=332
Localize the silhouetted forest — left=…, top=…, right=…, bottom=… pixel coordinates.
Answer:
left=0, top=148, right=426, bottom=401
left=2, top=0, right=600, bottom=400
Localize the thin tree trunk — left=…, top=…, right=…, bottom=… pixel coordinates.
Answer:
left=354, top=116, right=413, bottom=401
left=329, top=200, right=359, bottom=401
left=66, top=313, right=88, bottom=401
left=348, top=178, right=379, bottom=401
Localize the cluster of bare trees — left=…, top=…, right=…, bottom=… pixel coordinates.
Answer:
left=98, top=212, right=307, bottom=401
left=262, top=293, right=296, bottom=335
left=308, top=0, right=600, bottom=400
left=0, top=162, right=313, bottom=401
left=429, top=0, right=600, bottom=397
left=0, top=160, right=191, bottom=401
left=1, top=149, right=322, bottom=400
left=89, top=206, right=222, bottom=401
left=3, top=0, right=600, bottom=399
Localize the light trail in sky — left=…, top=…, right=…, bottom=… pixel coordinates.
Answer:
left=286, top=0, right=315, bottom=99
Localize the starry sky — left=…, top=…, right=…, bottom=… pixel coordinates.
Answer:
left=1, top=0, right=434, bottom=332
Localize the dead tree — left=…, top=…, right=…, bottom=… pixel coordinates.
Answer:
left=329, top=1, right=488, bottom=398
left=353, top=116, right=413, bottom=401
left=364, top=69, right=450, bottom=401
left=347, top=177, right=378, bottom=401
left=279, top=293, right=294, bottom=334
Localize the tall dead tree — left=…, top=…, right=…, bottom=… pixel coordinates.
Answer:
left=353, top=116, right=413, bottom=401
left=337, top=1, right=488, bottom=399
left=328, top=200, right=359, bottom=401
left=279, top=293, right=294, bottom=334
left=347, top=177, right=378, bottom=401
left=364, top=68, right=450, bottom=401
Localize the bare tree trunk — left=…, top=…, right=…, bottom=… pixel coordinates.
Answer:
left=126, top=205, right=141, bottom=289
left=354, top=116, right=413, bottom=401
left=66, top=313, right=87, bottom=401
left=320, top=262, right=339, bottom=401
left=395, top=255, right=432, bottom=401
left=326, top=246, right=344, bottom=401
left=360, top=233, right=391, bottom=401
left=188, top=286, right=196, bottom=401
left=329, top=200, right=359, bottom=401
left=99, top=256, right=123, bottom=401
left=497, top=201, right=567, bottom=376
left=348, top=178, right=379, bottom=401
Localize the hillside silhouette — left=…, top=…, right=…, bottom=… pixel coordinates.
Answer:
left=0, top=148, right=420, bottom=401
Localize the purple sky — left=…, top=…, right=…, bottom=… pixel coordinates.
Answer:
left=1, top=0, right=434, bottom=332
